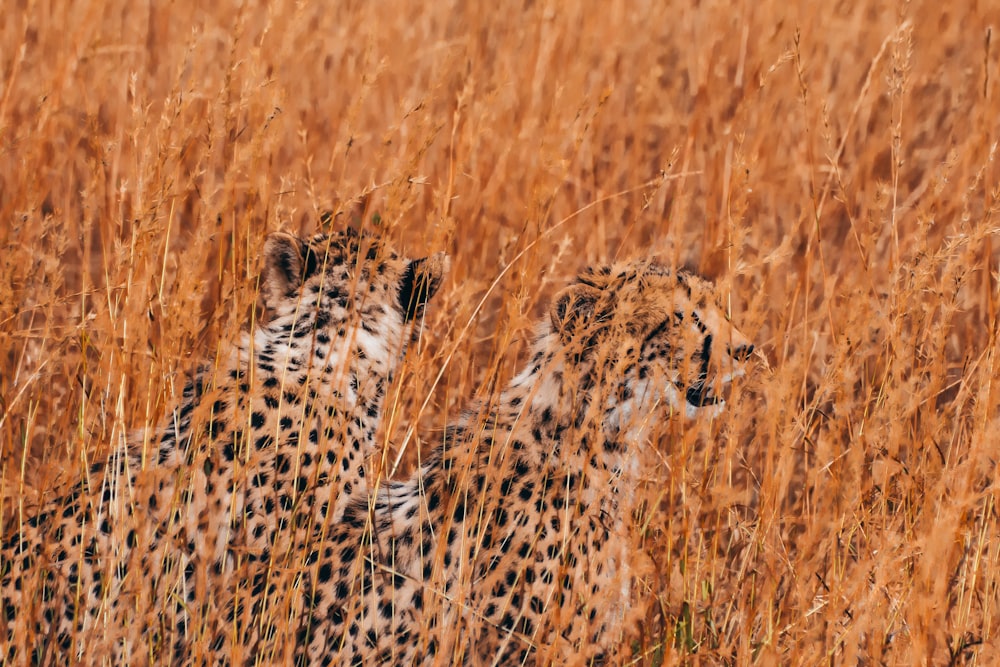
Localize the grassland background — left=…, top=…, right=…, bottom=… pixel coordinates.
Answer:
left=1, top=0, right=998, bottom=663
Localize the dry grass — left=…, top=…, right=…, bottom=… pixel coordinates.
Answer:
left=2, top=0, right=999, bottom=663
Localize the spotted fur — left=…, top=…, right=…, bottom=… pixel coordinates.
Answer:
left=284, top=260, right=755, bottom=665
left=0, top=230, right=448, bottom=664
left=1, top=239, right=752, bottom=665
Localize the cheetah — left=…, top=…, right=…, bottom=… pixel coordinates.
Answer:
left=280, top=260, right=755, bottom=665
left=1, top=229, right=448, bottom=664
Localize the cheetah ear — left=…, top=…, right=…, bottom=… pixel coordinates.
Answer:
left=261, top=232, right=320, bottom=306
left=398, top=252, right=450, bottom=321
left=549, top=283, right=605, bottom=341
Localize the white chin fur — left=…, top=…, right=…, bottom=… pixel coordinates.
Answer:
left=685, top=399, right=725, bottom=420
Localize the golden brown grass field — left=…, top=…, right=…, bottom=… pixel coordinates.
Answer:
left=2, top=0, right=999, bottom=664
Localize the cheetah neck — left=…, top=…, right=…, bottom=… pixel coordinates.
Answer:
left=416, top=331, right=646, bottom=516
left=499, top=332, right=644, bottom=471
left=145, top=309, right=404, bottom=562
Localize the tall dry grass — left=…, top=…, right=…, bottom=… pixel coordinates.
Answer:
left=1, top=0, right=998, bottom=663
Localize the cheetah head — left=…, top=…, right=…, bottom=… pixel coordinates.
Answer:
left=549, top=261, right=754, bottom=426
left=260, top=229, right=449, bottom=373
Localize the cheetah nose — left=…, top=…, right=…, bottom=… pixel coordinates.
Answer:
left=728, top=343, right=754, bottom=361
